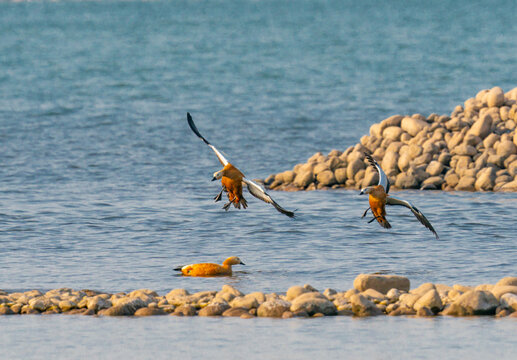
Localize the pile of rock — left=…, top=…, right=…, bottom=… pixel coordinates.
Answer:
left=264, top=87, right=517, bottom=192
left=2, top=274, right=517, bottom=318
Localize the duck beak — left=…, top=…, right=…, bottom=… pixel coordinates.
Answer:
left=211, top=176, right=217, bottom=181
left=240, top=261, right=245, bottom=265
left=359, top=190, right=364, bottom=195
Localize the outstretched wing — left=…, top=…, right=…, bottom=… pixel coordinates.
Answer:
left=187, top=113, right=229, bottom=166
left=242, top=178, right=295, bottom=218
left=365, top=153, right=390, bottom=193
left=386, top=196, right=439, bottom=239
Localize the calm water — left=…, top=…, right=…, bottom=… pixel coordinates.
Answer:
left=1, top=0, right=516, bottom=358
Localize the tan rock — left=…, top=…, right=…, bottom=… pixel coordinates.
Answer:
left=275, top=170, right=295, bottom=184
left=496, top=140, right=517, bottom=158
left=316, top=170, right=336, bottom=186
left=399, top=293, right=421, bottom=308
left=334, top=168, right=347, bottom=184
left=383, top=126, right=403, bottom=141
left=413, top=289, right=442, bottom=313
left=172, top=304, right=197, bottom=316
left=353, top=274, right=410, bottom=294
left=426, top=161, right=444, bottom=176
left=453, top=290, right=499, bottom=315
left=455, top=176, right=476, bottom=191
left=290, top=292, right=337, bottom=316
left=401, top=116, right=430, bottom=137
left=486, top=86, right=505, bottom=107
left=198, top=302, right=230, bottom=316
left=490, top=285, right=517, bottom=300
left=421, top=176, right=444, bottom=189
left=293, top=170, right=314, bottom=188
left=445, top=172, right=460, bottom=188
left=347, top=158, right=365, bottom=180
left=468, top=114, right=493, bottom=139
left=397, top=152, right=411, bottom=172
left=134, top=307, right=167, bottom=316
left=500, top=293, right=517, bottom=311
left=452, top=143, right=477, bottom=157
left=381, top=151, right=399, bottom=173
left=496, top=277, right=517, bottom=287
left=286, top=286, right=310, bottom=301
left=349, top=294, right=382, bottom=316
left=257, top=299, right=291, bottom=318
left=483, top=133, right=500, bottom=149
left=410, top=283, right=436, bottom=297
left=475, top=167, right=496, bottom=191
left=395, top=172, right=419, bottom=189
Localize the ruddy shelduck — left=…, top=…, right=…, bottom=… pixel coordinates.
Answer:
left=174, top=256, right=245, bottom=276
left=360, top=153, right=438, bottom=238
left=187, top=113, right=295, bottom=218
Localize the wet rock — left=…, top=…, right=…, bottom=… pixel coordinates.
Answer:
left=172, top=304, right=197, bottom=316
left=416, top=306, right=435, bottom=317
left=353, top=274, right=410, bottom=294
left=388, top=305, right=416, bottom=316
left=134, top=307, right=167, bottom=316
left=257, top=299, right=291, bottom=318
left=198, top=302, right=230, bottom=316
left=0, top=306, right=15, bottom=315
left=222, top=307, right=250, bottom=317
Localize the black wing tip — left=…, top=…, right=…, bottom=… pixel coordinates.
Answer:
left=186, top=112, right=210, bottom=145
left=272, top=201, right=296, bottom=218
left=173, top=266, right=184, bottom=271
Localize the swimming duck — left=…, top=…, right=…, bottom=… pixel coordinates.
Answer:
left=187, top=113, right=295, bottom=218
left=360, top=153, right=439, bottom=239
left=174, top=256, right=245, bottom=276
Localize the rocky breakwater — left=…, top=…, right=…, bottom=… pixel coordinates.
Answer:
left=264, top=87, right=517, bottom=192
left=1, top=274, right=517, bottom=318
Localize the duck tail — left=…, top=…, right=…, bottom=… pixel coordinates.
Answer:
left=377, top=216, right=392, bottom=229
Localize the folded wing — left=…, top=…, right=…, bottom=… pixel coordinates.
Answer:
left=187, top=113, right=229, bottom=166
left=386, top=196, right=438, bottom=239
left=242, top=178, right=295, bottom=218
left=365, top=153, right=390, bottom=193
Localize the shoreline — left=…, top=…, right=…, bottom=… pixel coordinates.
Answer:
left=1, top=274, right=516, bottom=318
left=264, top=87, right=517, bottom=193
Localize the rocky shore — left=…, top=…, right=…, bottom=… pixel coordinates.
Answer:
left=264, top=87, right=517, bottom=192
left=2, top=274, right=517, bottom=318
